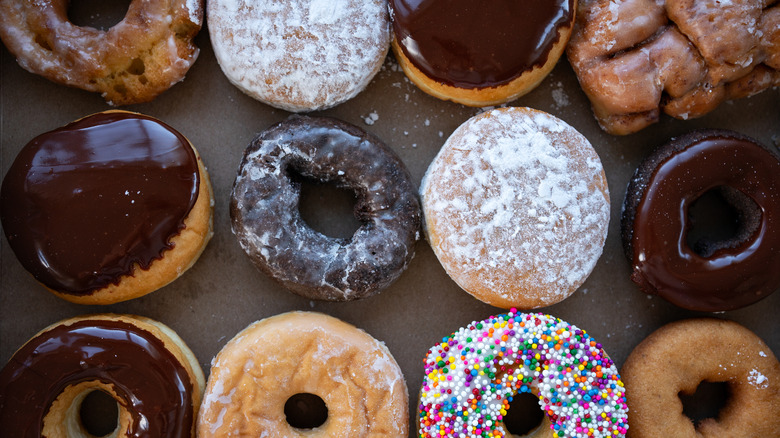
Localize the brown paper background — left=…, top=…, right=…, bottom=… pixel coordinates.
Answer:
left=1, top=9, right=779, bottom=435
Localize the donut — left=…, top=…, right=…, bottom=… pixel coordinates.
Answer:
left=567, top=0, right=780, bottom=135
left=420, top=107, right=610, bottom=309
left=621, top=129, right=780, bottom=311
left=0, top=110, right=214, bottom=305
left=197, top=311, right=408, bottom=437
left=0, top=0, right=203, bottom=105
left=0, top=314, right=205, bottom=437
left=208, top=0, right=390, bottom=112
left=621, top=318, right=780, bottom=437
left=230, top=116, right=421, bottom=301
left=389, top=0, right=577, bottom=106
left=418, top=309, right=629, bottom=438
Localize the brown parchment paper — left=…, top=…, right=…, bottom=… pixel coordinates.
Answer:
left=1, top=11, right=779, bottom=435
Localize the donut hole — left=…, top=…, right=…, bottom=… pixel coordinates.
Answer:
left=291, top=170, right=362, bottom=240
left=284, top=393, right=328, bottom=429
left=502, top=392, right=545, bottom=436
left=68, top=0, right=132, bottom=30
left=686, top=186, right=760, bottom=257
left=680, top=381, right=729, bottom=427
left=79, top=389, right=120, bottom=437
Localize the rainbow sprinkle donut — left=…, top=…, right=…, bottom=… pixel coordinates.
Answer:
left=418, top=310, right=628, bottom=438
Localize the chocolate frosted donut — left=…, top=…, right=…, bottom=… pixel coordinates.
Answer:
left=0, top=314, right=204, bottom=437
left=622, top=129, right=780, bottom=311
left=389, top=0, right=576, bottom=106
left=0, top=110, right=213, bottom=304
left=230, top=116, right=421, bottom=301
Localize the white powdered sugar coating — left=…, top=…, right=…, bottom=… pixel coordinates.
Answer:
left=421, top=107, right=610, bottom=308
left=208, top=0, right=390, bottom=112
left=748, top=369, right=769, bottom=389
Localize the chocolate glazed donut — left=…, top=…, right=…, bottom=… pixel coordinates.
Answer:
left=0, top=315, right=202, bottom=437
left=622, top=129, right=780, bottom=311
left=230, top=116, right=421, bottom=301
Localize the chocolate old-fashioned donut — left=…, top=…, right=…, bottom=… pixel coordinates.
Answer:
left=622, top=129, right=780, bottom=311
left=230, top=116, right=421, bottom=301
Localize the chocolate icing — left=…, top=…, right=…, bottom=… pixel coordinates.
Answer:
left=626, top=130, right=780, bottom=311
left=230, top=116, right=421, bottom=301
left=0, top=112, right=200, bottom=295
left=0, top=318, right=195, bottom=437
left=390, top=0, right=574, bottom=88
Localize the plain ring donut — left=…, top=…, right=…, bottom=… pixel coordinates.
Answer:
left=621, top=318, right=780, bottom=437
left=0, top=0, right=203, bottom=105
left=621, top=129, right=780, bottom=311
left=0, top=314, right=205, bottom=437
left=230, top=116, right=421, bottom=301
left=197, top=311, right=409, bottom=437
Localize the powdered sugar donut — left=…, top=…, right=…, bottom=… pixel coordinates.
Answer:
left=421, top=107, right=610, bottom=309
left=208, top=0, right=390, bottom=112
left=418, top=309, right=629, bottom=438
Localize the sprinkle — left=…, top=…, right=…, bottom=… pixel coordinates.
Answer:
left=417, top=310, right=628, bottom=438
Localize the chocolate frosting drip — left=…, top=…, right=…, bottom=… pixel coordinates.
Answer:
left=390, top=0, right=573, bottom=88
left=631, top=134, right=780, bottom=311
left=0, top=318, right=195, bottom=437
left=0, top=112, right=200, bottom=295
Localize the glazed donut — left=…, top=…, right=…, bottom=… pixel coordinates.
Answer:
left=0, top=314, right=205, bottom=437
left=197, top=311, right=408, bottom=437
left=0, top=0, right=203, bottom=105
left=421, top=107, right=610, bottom=309
left=208, top=0, right=390, bottom=112
left=0, top=110, right=214, bottom=305
left=418, top=309, right=629, bottom=438
left=567, top=0, right=780, bottom=135
left=230, top=116, right=421, bottom=301
left=621, top=318, right=780, bottom=437
left=621, top=129, right=780, bottom=311
left=389, top=0, right=576, bottom=106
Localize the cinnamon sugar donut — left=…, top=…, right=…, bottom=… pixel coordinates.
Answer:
left=197, top=311, right=408, bottom=437
left=0, top=0, right=203, bottom=105
left=208, top=0, right=390, bottom=112
left=0, top=111, right=214, bottom=305
left=421, top=107, right=610, bottom=309
left=567, top=0, right=780, bottom=135
left=389, top=0, right=576, bottom=106
left=0, top=314, right=205, bottom=437
left=622, top=318, right=780, bottom=437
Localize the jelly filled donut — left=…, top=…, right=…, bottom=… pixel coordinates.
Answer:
left=230, top=116, right=421, bottom=301
left=621, top=129, right=780, bottom=311
left=0, top=110, right=214, bottom=305
left=0, top=0, right=203, bottom=105
left=389, top=0, right=576, bottom=106
left=197, top=311, right=408, bottom=437
left=208, top=0, right=390, bottom=112
left=421, top=107, right=610, bottom=309
left=621, top=318, right=780, bottom=437
left=0, top=314, right=205, bottom=437
left=418, top=309, right=629, bottom=438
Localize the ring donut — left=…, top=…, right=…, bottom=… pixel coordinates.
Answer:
left=418, top=309, right=629, bottom=438
left=621, top=318, right=780, bottom=437
left=230, top=116, right=421, bottom=301
left=0, top=314, right=205, bottom=437
left=0, top=0, right=203, bottom=105
left=621, top=129, right=780, bottom=311
left=197, top=311, right=408, bottom=437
